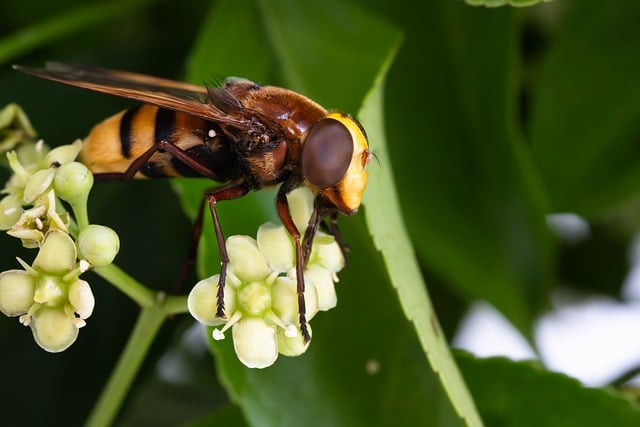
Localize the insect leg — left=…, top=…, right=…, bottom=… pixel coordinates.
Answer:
left=324, top=211, right=350, bottom=262
left=93, top=140, right=221, bottom=181
left=204, top=184, right=251, bottom=318
left=276, top=185, right=313, bottom=343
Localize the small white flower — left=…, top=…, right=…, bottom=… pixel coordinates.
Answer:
left=187, top=186, right=347, bottom=368
left=0, top=230, right=95, bottom=352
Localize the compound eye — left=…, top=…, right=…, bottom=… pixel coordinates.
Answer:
left=303, top=118, right=354, bottom=189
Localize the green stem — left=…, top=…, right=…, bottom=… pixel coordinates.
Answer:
left=163, top=295, right=189, bottom=315
left=85, top=303, right=166, bottom=427
left=0, top=0, right=160, bottom=65
left=72, top=200, right=90, bottom=232
left=93, top=264, right=155, bottom=307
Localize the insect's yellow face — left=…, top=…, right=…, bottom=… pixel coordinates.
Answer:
left=302, top=112, right=370, bottom=215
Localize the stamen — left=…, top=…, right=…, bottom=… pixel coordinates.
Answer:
left=212, top=310, right=243, bottom=340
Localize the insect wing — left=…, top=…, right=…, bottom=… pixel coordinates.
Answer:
left=13, top=62, right=251, bottom=129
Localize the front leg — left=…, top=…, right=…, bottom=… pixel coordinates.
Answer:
left=204, top=184, right=251, bottom=318
left=277, top=184, right=313, bottom=343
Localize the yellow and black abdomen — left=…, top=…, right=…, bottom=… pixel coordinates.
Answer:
left=80, top=104, right=211, bottom=178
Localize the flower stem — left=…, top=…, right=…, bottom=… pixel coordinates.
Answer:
left=93, top=264, right=155, bottom=307
left=163, top=295, right=189, bottom=315
left=85, top=303, right=166, bottom=427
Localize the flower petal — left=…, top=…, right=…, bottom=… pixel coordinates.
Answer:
left=277, top=323, right=311, bottom=357
left=68, top=280, right=95, bottom=319
left=227, top=235, right=270, bottom=281
left=306, top=265, right=338, bottom=311
left=232, top=317, right=278, bottom=369
left=0, top=270, right=35, bottom=316
left=30, top=307, right=78, bottom=352
left=33, top=230, right=77, bottom=274
left=257, top=223, right=294, bottom=273
left=271, top=276, right=318, bottom=323
left=43, top=139, right=82, bottom=167
left=311, top=233, right=345, bottom=273
left=287, top=187, right=315, bottom=233
left=0, top=194, right=23, bottom=230
left=23, top=169, right=55, bottom=204
left=188, top=275, right=234, bottom=325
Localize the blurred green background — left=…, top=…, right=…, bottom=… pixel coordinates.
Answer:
left=2, top=0, right=640, bottom=425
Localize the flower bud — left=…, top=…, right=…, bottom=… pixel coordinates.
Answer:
left=77, top=225, right=119, bottom=267
left=53, top=161, right=93, bottom=206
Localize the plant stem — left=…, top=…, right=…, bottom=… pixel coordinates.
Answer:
left=163, top=295, right=189, bottom=315
left=93, top=264, right=155, bottom=307
left=0, top=0, right=159, bottom=65
left=85, top=303, right=166, bottom=427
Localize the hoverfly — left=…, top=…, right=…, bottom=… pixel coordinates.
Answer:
left=14, top=62, right=371, bottom=342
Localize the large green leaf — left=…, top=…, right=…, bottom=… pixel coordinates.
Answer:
left=457, top=352, right=640, bottom=426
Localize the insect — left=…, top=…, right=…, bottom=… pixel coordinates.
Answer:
left=14, top=62, right=371, bottom=342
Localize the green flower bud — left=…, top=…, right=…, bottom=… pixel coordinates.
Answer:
left=0, top=270, right=35, bottom=316
left=30, top=307, right=78, bottom=353
left=77, top=225, right=119, bottom=267
left=53, top=161, right=93, bottom=206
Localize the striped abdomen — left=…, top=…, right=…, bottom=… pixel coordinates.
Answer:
left=80, top=104, right=215, bottom=178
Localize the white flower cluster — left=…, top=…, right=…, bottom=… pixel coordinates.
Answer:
left=188, top=187, right=345, bottom=368
left=0, top=104, right=119, bottom=352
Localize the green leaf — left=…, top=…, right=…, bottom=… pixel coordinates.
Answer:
left=360, top=32, right=482, bottom=427
left=370, top=0, right=553, bottom=334
left=457, top=352, right=640, bottom=426
left=530, top=0, right=640, bottom=216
